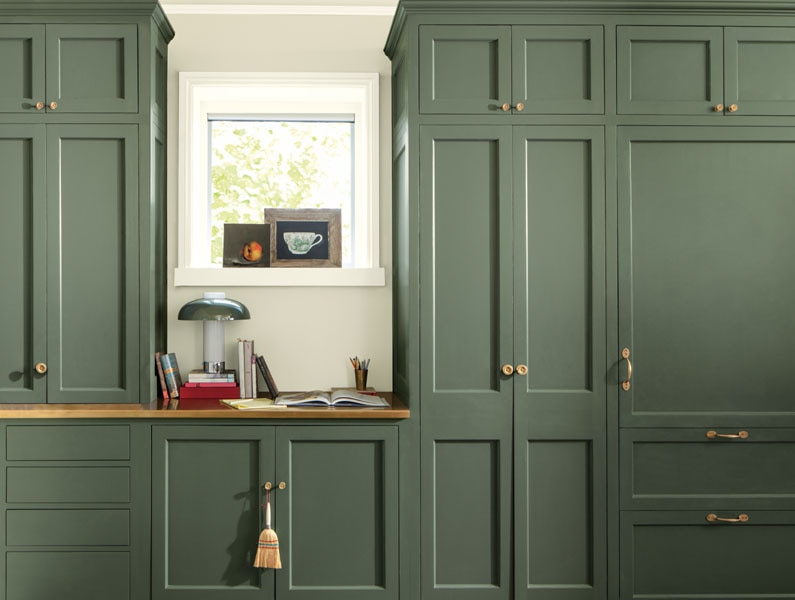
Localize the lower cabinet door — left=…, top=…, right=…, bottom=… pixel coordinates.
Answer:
left=620, top=511, right=795, bottom=599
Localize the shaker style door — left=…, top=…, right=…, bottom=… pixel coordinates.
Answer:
left=0, top=25, right=45, bottom=113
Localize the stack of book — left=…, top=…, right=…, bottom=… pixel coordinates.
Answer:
left=179, top=369, right=239, bottom=399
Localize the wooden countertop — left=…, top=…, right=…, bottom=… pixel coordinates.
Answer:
left=0, top=393, right=409, bottom=420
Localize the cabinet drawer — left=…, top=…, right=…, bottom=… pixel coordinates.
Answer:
left=620, top=511, right=795, bottom=599
left=6, top=425, right=130, bottom=460
left=6, top=466, right=130, bottom=503
left=6, top=509, right=129, bottom=546
left=621, top=429, right=795, bottom=509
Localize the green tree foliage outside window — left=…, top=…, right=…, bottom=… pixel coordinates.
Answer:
left=210, top=120, right=353, bottom=265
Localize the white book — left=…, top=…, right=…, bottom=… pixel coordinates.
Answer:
left=274, top=389, right=389, bottom=408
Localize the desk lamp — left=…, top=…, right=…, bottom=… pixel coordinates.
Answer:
left=178, top=292, right=250, bottom=373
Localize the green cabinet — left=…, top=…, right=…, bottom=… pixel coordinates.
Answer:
left=152, top=425, right=399, bottom=600
left=0, top=422, right=151, bottom=600
left=0, top=24, right=138, bottom=113
left=0, top=2, right=172, bottom=404
left=419, top=25, right=604, bottom=114
left=618, top=26, right=795, bottom=115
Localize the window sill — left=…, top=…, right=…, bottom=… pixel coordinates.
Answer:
left=174, top=267, right=386, bottom=287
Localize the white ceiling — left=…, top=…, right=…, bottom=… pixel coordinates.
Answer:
left=161, top=0, right=398, bottom=16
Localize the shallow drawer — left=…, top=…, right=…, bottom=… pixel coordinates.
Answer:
left=6, top=466, right=130, bottom=503
left=6, top=509, right=130, bottom=546
left=621, top=428, right=795, bottom=509
left=6, top=425, right=130, bottom=460
left=621, top=511, right=795, bottom=600
left=6, top=551, right=130, bottom=600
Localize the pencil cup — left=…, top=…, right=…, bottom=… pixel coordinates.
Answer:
left=355, top=369, right=368, bottom=391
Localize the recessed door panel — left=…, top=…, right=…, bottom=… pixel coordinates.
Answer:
left=0, top=25, right=45, bottom=112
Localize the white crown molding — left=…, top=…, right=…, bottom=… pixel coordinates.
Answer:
left=162, top=2, right=396, bottom=16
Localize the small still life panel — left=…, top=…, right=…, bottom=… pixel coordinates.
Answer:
left=223, top=223, right=271, bottom=267
left=263, top=208, right=342, bottom=267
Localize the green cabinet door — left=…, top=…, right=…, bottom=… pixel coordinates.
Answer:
left=0, top=126, right=46, bottom=403
left=512, top=126, right=606, bottom=600
left=0, top=25, right=45, bottom=113
left=274, top=426, right=399, bottom=600
left=47, top=124, right=139, bottom=403
left=152, top=426, right=276, bottom=600
left=618, top=127, right=795, bottom=427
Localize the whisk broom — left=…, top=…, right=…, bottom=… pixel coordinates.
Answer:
left=254, top=486, right=282, bottom=568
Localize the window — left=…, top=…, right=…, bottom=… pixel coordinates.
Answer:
left=176, top=72, right=383, bottom=286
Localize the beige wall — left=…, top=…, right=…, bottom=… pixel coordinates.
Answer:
left=165, top=12, right=394, bottom=391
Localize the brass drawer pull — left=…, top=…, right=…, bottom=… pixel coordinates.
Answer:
left=621, top=348, right=632, bottom=391
left=501, top=364, right=514, bottom=376
left=706, top=430, right=749, bottom=440
left=706, top=513, right=749, bottom=523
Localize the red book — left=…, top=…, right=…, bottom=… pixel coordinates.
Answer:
left=183, top=381, right=237, bottom=388
left=179, top=384, right=240, bottom=399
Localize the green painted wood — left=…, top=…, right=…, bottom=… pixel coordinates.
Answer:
left=618, top=127, right=795, bottom=427
left=512, top=126, right=606, bottom=600
left=0, top=125, right=46, bottom=404
left=617, top=26, right=724, bottom=114
left=274, top=426, right=399, bottom=600
left=151, top=426, right=276, bottom=600
left=621, top=429, right=795, bottom=510
left=512, top=26, right=604, bottom=114
left=725, top=27, right=795, bottom=115
left=45, top=24, right=138, bottom=113
left=419, top=25, right=512, bottom=114
left=6, top=551, right=131, bottom=600
left=0, top=25, right=45, bottom=113
left=6, top=466, right=130, bottom=503
left=6, top=424, right=130, bottom=459
left=6, top=508, right=130, bottom=546
left=620, top=511, right=795, bottom=599
left=47, top=124, right=139, bottom=404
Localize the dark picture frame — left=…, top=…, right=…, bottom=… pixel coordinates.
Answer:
left=223, top=223, right=271, bottom=267
left=263, top=208, right=342, bottom=267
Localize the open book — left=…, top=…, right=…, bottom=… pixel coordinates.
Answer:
left=274, top=389, right=389, bottom=408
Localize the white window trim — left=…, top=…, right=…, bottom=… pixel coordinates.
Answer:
left=175, top=71, right=384, bottom=287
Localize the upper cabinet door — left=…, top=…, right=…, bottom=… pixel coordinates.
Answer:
left=617, top=26, right=724, bottom=115
left=420, top=25, right=513, bottom=114
left=724, top=27, right=795, bottom=116
left=45, top=25, right=138, bottom=113
left=0, top=25, right=45, bottom=113
left=512, top=26, right=604, bottom=115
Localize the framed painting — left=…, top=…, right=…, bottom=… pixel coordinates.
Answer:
left=223, top=223, right=271, bottom=267
left=263, top=208, right=342, bottom=267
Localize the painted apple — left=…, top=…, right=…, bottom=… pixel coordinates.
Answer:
left=242, top=241, right=263, bottom=262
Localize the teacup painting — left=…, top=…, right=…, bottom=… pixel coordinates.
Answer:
left=283, top=231, right=324, bottom=255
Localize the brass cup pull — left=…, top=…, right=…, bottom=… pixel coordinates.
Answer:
left=48, top=101, right=58, bottom=110
left=515, top=102, right=524, bottom=112
left=713, top=103, right=724, bottom=112
left=34, top=362, right=48, bottom=374
left=706, top=430, right=749, bottom=440
left=706, top=513, right=749, bottom=523
left=727, top=103, right=738, bottom=113
left=501, top=364, right=514, bottom=376
left=621, top=348, right=632, bottom=391
left=515, top=364, right=528, bottom=376
left=35, top=101, right=45, bottom=110
left=501, top=103, right=511, bottom=112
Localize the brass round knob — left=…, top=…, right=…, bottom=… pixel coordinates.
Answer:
left=515, top=102, right=525, bottom=112
left=713, top=103, right=724, bottom=112
left=727, top=103, right=738, bottom=113
left=501, top=364, right=514, bottom=376
left=515, top=364, right=528, bottom=376
left=278, top=482, right=287, bottom=490
left=264, top=482, right=272, bottom=490
left=34, top=362, right=48, bottom=374
left=48, top=101, right=58, bottom=110
left=501, top=103, right=511, bottom=112
left=35, top=101, right=45, bottom=110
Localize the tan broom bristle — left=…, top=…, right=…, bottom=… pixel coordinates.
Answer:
left=254, top=527, right=282, bottom=569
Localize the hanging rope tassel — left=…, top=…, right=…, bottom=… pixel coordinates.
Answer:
left=254, top=487, right=282, bottom=569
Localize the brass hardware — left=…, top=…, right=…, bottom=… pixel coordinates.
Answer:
left=278, top=482, right=286, bottom=490
left=34, top=362, right=47, bottom=374
left=706, top=513, right=749, bottom=523
left=621, top=348, right=632, bottom=391
left=706, top=430, right=749, bottom=440
left=515, top=102, right=525, bottom=112
left=264, top=482, right=272, bottom=490
left=515, top=364, right=528, bottom=376
left=713, top=103, right=724, bottom=112
left=35, top=101, right=45, bottom=110
left=48, top=101, right=58, bottom=110
left=501, top=103, right=511, bottom=112
left=501, top=364, right=514, bottom=376
left=727, top=103, right=738, bottom=113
